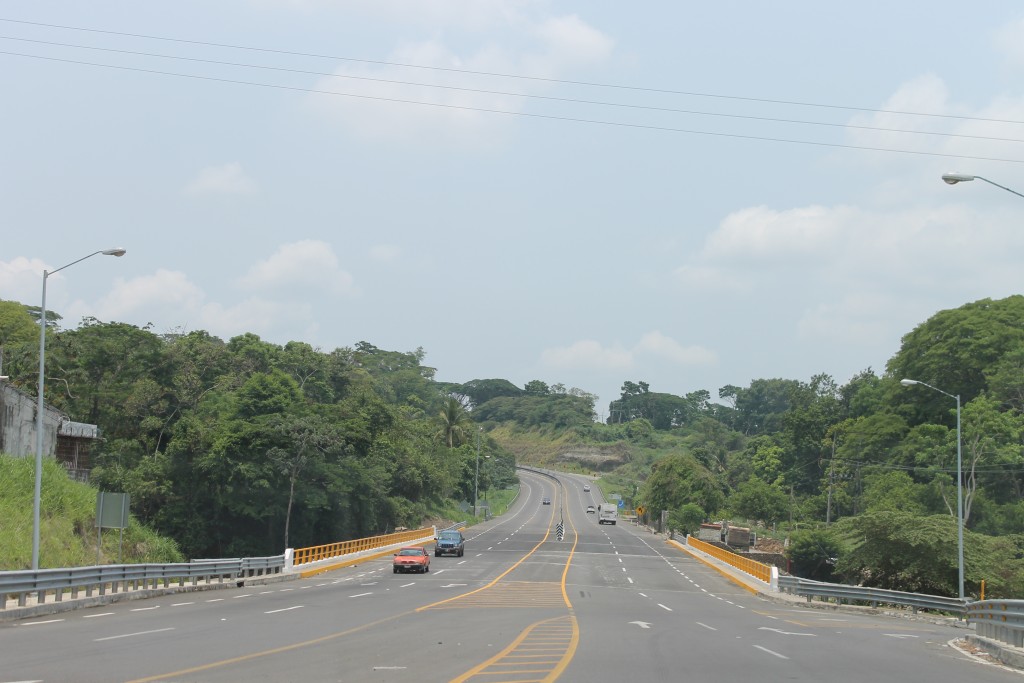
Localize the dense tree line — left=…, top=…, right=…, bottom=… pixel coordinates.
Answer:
left=0, top=304, right=518, bottom=560
left=617, top=297, right=1024, bottom=598
left=1, top=295, right=1021, bottom=598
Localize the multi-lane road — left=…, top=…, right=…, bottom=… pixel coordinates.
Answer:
left=1, top=470, right=1019, bottom=682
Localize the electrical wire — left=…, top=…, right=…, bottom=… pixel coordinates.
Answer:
left=3, top=35, right=1022, bottom=146
left=2, top=50, right=1022, bottom=164
left=3, top=17, right=1024, bottom=126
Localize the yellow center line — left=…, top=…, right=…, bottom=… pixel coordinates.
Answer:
left=418, top=485, right=562, bottom=612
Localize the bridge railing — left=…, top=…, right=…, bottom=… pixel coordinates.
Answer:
left=686, top=535, right=775, bottom=586
left=291, top=526, right=436, bottom=567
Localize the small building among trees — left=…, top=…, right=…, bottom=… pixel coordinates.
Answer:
left=0, top=381, right=101, bottom=481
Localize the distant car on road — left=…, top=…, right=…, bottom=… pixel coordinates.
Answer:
left=393, top=547, right=430, bottom=573
left=586, top=505, right=596, bottom=514
left=434, top=529, right=465, bottom=557
left=542, top=497, right=551, bottom=505
left=583, top=484, right=591, bottom=492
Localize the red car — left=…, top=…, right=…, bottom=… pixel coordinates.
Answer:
left=393, top=546, right=431, bottom=573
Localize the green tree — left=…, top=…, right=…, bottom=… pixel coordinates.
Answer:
left=457, top=378, right=524, bottom=406
left=524, top=380, right=550, bottom=395
left=788, top=529, right=842, bottom=581
left=641, top=452, right=724, bottom=517
left=860, top=470, right=927, bottom=514
left=731, top=477, right=788, bottom=525
left=834, top=511, right=970, bottom=596
left=48, top=319, right=169, bottom=442
left=436, top=396, right=473, bottom=448
left=0, top=299, right=38, bottom=348
left=237, top=370, right=301, bottom=418
left=669, top=503, right=705, bottom=537
left=888, top=295, right=1024, bottom=425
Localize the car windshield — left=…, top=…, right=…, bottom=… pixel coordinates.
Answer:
left=440, top=533, right=460, bottom=541
left=398, top=549, right=422, bottom=556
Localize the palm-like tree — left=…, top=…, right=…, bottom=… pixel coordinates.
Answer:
left=437, top=396, right=473, bottom=447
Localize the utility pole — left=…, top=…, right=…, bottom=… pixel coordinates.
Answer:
left=826, top=436, right=837, bottom=525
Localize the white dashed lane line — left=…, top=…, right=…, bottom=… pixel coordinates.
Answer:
left=94, top=627, right=175, bottom=642
left=754, top=645, right=789, bottom=660
left=265, top=606, right=303, bottom=614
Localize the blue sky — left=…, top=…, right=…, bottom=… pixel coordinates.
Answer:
left=2, top=2, right=1023, bottom=418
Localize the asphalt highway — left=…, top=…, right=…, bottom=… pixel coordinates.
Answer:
left=1, top=470, right=1018, bottom=682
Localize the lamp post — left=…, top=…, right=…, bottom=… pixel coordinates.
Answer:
left=942, top=173, right=1024, bottom=199
left=900, top=378, right=964, bottom=600
left=473, top=427, right=482, bottom=517
left=32, top=248, right=126, bottom=570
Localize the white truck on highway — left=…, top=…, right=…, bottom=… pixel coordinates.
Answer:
left=597, top=503, right=618, bottom=525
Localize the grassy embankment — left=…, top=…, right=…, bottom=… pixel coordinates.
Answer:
left=0, top=454, right=183, bottom=571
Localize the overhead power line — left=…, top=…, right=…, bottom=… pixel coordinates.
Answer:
left=3, top=17, right=1024, bottom=127
left=3, top=35, right=1022, bottom=146
left=2, top=50, right=1023, bottom=164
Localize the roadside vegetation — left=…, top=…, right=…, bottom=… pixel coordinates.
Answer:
left=0, top=456, right=183, bottom=569
left=0, top=295, right=1021, bottom=599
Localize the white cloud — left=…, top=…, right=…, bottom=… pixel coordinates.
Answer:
left=843, top=73, right=1024, bottom=168
left=184, top=163, right=257, bottom=196
left=369, top=244, right=401, bottom=263
left=237, top=240, right=356, bottom=296
left=634, top=331, right=717, bottom=366
left=532, top=14, right=614, bottom=69
left=541, top=332, right=714, bottom=371
left=541, top=339, right=633, bottom=370
left=703, top=205, right=850, bottom=263
left=305, top=10, right=612, bottom=145
left=0, top=256, right=45, bottom=304
left=93, top=270, right=323, bottom=343
left=670, top=192, right=1024, bottom=361
left=99, top=269, right=205, bottom=316
left=993, top=16, right=1024, bottom=68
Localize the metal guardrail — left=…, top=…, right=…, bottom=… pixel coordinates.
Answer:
left=777, top=575, right=967, bottom=615
left=967, top=600, right=1024, bottom=648
left=0, top=558, right=283, bottom=610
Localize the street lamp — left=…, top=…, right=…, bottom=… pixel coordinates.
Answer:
left=473, top=427, right=483, bottom=517
left=941, top=173, right=1024, bottom=199
left=32, top=248, right=126, bottom=570
left=900, top=378, right=964, bottom=600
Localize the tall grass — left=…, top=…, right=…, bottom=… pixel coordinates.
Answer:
left=0, top=454, right=183, bottom=570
